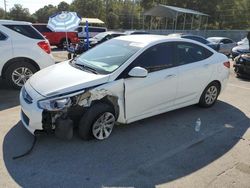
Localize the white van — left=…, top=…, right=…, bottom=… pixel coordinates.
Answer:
left=76, top=26, right=107, bottom=39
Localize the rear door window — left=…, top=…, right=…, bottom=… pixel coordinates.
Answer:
left=3, top=24, right=44, bottom=40
left=175, top=42, right=213, bottom=65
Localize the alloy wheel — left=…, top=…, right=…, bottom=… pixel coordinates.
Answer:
left=92, top=112, right=115, bottom=140
left=11, top=67, right=33, bottom=87
left=205, top=85, right=218, bottom=105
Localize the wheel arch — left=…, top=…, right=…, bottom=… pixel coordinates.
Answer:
left=208, top=80, right=222, bottom=94
left=91, top=95, right=120, bottom=120
left=1, top=57, right=40, bottom=78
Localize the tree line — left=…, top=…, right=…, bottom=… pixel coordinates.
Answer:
left=0, top=0, right=249, bottom=30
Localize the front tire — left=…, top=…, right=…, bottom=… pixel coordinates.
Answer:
left=78, top=103, right=116, bottom=140
left=198, top=82, right=220, bottom=108
left=5, top=62, right=37, bottom=89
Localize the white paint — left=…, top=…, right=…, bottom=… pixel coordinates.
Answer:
left=20, top=35, right=230, bottom=134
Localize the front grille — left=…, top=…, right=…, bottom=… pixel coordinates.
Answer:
left=22, top=87, right=33, bottom=104
left=21, top=110, right=30, bottom=126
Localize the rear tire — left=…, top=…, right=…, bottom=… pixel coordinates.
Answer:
left=5, top=61, right=38, bottom=89
left=58, top=38, right=71, bottom=49
left=198, top=82, right=220, bottom=108
left=78, top=103, right=116, bottom=140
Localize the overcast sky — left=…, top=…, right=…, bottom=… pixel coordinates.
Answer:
left=1, top=0, right=73, bottom=14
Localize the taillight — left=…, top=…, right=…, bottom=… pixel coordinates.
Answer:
left=223, top=61, right=230, bottom=68
left=38, top=41, right=51, bottom=54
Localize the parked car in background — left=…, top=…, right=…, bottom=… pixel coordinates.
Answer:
left=234, top=53, right=250, bottom=78
left=168, top=33, right=219, bottom=51
left=20, top=35, right=229, bottom=140
left=0, top=20, right=54, bottom=89
left=76, top=26, right=107, bottom=39
left=207, top=37, right=236, bottom=56
left=87, top=31, right=125, bottom=47
left=124, top=30, right=149, bottom=35
left=33, top=23, right=79, bottom=49
left=237, top=37, right=249, bottom=46
left=231, top=44, right=250, bottom=59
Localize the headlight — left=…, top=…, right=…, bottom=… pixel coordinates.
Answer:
left=38, top=97, right=71, bottom=111
left=37, top=90, right=85, bottom=111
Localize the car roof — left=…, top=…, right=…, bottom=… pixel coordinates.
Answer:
left=0, top=19, right=31, bottom=25
left=103, top=31, right=124, bottom=35
left=207, top=37, right=229, bottom=40
left=115, top=34, right=216, bottom=51
left=168, top=33, right=206, bottom=39
left=124, top=30, right=149, bottom=34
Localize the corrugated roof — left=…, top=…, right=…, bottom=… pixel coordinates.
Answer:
left=144, top=4, right=209, bottom=18
left=81, top=18, right=104, bottom=24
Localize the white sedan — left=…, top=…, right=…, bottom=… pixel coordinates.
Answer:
left=207, top=37, right=237, bottom=56
left=20, top=35, right=230, bottom=140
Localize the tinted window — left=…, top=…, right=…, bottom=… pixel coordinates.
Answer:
left=175, top=42, right=213, bottom=65
left=86, top=27, right=106, bottom=32
left=132, top=42, right=175, bottom=72
left=0, top=31, right=7, bottom=40
left=3, top=25, right=44, bottom=40
left=221, top=39, right=233, bottom=44
left=183, top=36, right=208, bottom=44
left=33, top=25, right=52, bottom=32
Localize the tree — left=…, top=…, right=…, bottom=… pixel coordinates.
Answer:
left=34, top=5, right=58, bottom=23
left=58, top=1, right=70, bottom=11
left=0, top=7, right=5, bottom=19
left=106, top=9, right=119, bottom=29
left=8, top=4, right=34, bottom=22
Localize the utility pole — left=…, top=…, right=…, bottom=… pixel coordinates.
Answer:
left=131, top=0, right=135, bottom=29
left=4, top=0, right=7, bottom=19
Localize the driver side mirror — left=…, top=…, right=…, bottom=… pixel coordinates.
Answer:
left=128, top=67, right=148, bottom=78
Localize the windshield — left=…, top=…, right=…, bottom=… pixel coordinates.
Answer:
left=76, top=39, right=142, bottom=74
left=93, top=32, right=108, bottom=40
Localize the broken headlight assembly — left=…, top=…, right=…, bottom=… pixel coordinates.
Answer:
left=38, top=97, right=71, bottom=111
left=37, top=90, right=85, bottom=111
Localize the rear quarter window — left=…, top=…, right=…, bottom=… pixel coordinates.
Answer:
left=3, top=24, right=44, bottom=40
left=0, top=31, right=7, bottom=40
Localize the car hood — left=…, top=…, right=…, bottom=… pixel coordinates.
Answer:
left=232, top=44, right=249, bottom=52
left=29, top=61, right=110, bottom=97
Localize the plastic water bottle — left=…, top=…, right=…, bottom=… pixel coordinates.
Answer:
left=195, top=118, right=201, bottom=132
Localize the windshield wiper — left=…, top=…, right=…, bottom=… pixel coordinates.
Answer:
left=75, top=63, right=99, bottom=74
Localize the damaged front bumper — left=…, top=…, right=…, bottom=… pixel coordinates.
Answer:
left=20, top=85, right=44, bottom=134
left=20, top=81, right=121, bottom=138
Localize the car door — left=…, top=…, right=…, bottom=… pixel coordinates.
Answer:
left=220, top=39, right=235, bottom=55
left=0, top=29, right=12, bottom=75
left=174, top=42, right=215, bottom=105
left=123, top=42, right=178, bottom=122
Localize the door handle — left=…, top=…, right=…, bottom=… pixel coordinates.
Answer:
left=165, top=74, right=176, bottom=79
left=203, top=64, right=210, bottom=67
